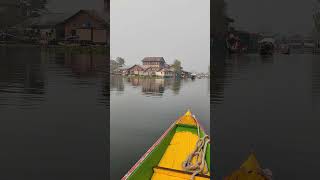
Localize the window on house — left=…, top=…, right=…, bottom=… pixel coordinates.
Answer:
left=83, top=21, right=92, bottom=28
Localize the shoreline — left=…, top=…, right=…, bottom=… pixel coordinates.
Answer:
left=0, top=43, right=108, bottom=54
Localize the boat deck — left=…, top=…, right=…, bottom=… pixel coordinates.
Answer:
left=121, top=111, right=210, bottom=180
left=151, top=126, right=210, bottom=180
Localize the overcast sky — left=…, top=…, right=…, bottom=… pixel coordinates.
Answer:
left=225, top=0, right=318, bottom=35
left=111, top=0, right=210, bottom=72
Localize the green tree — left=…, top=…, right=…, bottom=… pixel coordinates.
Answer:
left=116, top=57, right=125, bottom=66
left=172, top=59, right=182, bottom=77
left=110, top=60, right=119, bottom=73
left=0, top=0, right=48, bottom=28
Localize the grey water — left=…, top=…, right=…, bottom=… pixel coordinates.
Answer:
left=0, top=46, right=210, bottom=180
left=0, top=46, right=108, bottom=180
left=110, top=76, right=210, bottom=179
left=213, top=53, right=320, bottom=179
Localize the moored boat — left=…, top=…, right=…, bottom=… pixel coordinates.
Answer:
left=223, top=153, right=273, bottom=180
left=191, top=73, right=197, bottom=80
left=122, top=110, right=211, bottom=180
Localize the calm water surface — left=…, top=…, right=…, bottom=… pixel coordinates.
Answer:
left=213, top=53, right=320, bottom=179
left=110, top=76, right=210, bottom=179
left=0, top=46, right=108, bottom=180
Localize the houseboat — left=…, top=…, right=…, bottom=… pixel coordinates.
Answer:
left=191, top=73, right=197, bottom=80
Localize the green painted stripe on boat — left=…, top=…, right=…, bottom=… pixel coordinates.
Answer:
left=127, top=125, right=177, bottom=180
left=127, top=123, right=211, bottom=179
left=175, top=124, right=198, bottom=135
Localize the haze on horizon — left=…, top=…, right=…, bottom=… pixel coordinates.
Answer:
left=225, top=0, right=317, bottom=35
left=111, top=0, right=210, bottom=73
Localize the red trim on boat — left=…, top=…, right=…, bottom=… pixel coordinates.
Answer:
left=121, top=121, right=177, bottom=180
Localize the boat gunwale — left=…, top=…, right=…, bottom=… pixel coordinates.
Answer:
left=121, top=120, right=177, bottom=180
left=121, top=115, right=208, bottom=180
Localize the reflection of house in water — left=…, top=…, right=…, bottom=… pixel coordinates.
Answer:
left=110, top=75, right=124, bottom=91
left=122, top=77, right=181, bottom=96
left=0, top=47, right=46, bottom=106
left=141, top=78, right=165, bottom=96
left=0, top=47, right=45, bottom=93
left=260, top=54, right=274, bottom=64
left=60, top=52, right=107, bottom=76
left=128, top=77, right=142, bottom=87
left=211, top=54, right=232, bottom=105
left=170, top=78, right=181, bottom=94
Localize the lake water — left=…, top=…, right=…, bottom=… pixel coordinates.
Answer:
left=0, top=46, right=211, bottom=179
left=5, top=45, right=318, bottom=179
left=213, top=53, right=320, bottom=179
left=110, top=76, right=210, bottom=179
left=0, top=46, right=108, bottom=180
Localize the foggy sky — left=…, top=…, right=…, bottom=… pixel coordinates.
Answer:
left=111, top=0, right=210, bottom=72
left=226, top=0, right=318, bottom=35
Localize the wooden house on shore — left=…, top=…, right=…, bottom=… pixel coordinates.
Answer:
left=18, top=9, right=108, bottom=44
left=125, top=57, right=175, bottom=78
left=142, top=57, right=166, bottom=69
left=127, top=65, right=145, bottom=76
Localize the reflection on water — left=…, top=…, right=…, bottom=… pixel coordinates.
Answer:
left=140, top=78, right=165, bottom=96
left=110, top=75, right=124, bottom=96
left=0, top=46, right=108, bottom=180
left=0, top=47, right=46, bottom=108
left=110, top=76, right=196, bottom=96
left=212, top=53, right=320, bottom=179
left=312, top=57, right=320, bottom=109
left=110, top=76, right=210, bottom=179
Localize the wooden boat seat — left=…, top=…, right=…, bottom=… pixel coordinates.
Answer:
left=152, top=166, right=210, bottom=180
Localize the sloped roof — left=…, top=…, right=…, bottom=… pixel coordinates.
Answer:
left=157, top=67, right=174, bottom=72
left=17, top=9, right=107, bottom=28
left=144, top=67, right=160, bottom=72
left=63, top=9, right=107, bottom=25
left=17, top=12, right=73, bottom=28
left=127, top=64, right=144, bottom=70
left=118, top=65, right=131, bottom=70
left=142, top=57, right=165, bottom=62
